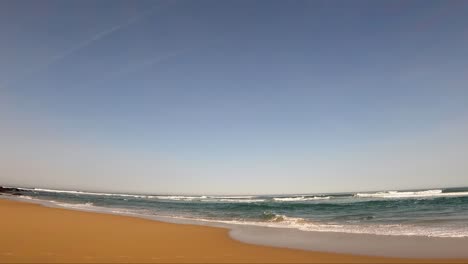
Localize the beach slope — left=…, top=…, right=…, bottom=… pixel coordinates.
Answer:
left=0, top=199, right=465, bottom=263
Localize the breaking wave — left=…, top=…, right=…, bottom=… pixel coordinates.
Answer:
left=20, top=188, right=149, bottom=198
left=273, top=196, right=330, bottom=202
left=355, top=189, right=468, bottom=199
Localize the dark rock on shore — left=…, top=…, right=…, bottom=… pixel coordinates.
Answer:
left=0, top=186, right=24, bottom=195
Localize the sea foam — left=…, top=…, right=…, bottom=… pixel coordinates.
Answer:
left=355, top=189, right=468, bottom=199
left=273, top=196, right=330, bottom=202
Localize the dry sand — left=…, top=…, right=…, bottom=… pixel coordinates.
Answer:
left=0, top=198, right=466, bottom=263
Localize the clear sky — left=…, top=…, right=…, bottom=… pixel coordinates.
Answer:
left=1, top=0, right=468, bottom=195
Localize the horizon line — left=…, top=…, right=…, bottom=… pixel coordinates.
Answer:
left=2, top=184, right=467, bottom=197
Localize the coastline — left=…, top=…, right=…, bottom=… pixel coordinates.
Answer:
left=0, top=198, right=466, bottom=263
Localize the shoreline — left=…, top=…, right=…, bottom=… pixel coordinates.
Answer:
left=0, top=198, right=467, bottom=263
left=5, top=195, right=468, bottom=259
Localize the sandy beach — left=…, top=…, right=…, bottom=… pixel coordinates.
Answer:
left=0, top=198, right=466, bottom=263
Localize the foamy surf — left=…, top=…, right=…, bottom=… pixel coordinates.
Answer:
left=19, top=187, right=150, bottom=198
left=355, top=189, right=468, bottom=199
left=154, top=195, right=206, bottom=201
left=273, top=196, right=330, bottom=202
left=216, top=199, right=266, bottom=203
left=160, top=212, right=468, bottom=238
left=51, top=201, right=95, bottom=208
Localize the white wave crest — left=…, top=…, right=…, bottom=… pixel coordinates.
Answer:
left=18, top=195, right=34, bottom=200
left=208, top=196, right=255, bottom=199
left=266, top=214, right=307, bottom=225
left=355, top=189, right=468, bottom=199
left=52, top=201, right=95, bottom=209
left=216, top=199, right=265, bottom=203
left=169, top=215, right=468, bottom=238
left=20, top=188, right=149, bottom=199
left=273, top=196, right=330, bottom=202
left=154, top=195, right=205, bottom=201
left=154, top=196, right=264, bottom=203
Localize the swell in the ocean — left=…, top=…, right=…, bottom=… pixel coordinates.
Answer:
left=354, top=189, right=468, bottom=199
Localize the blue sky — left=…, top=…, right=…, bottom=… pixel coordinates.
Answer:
left=1, top=0, right=468, bottom=194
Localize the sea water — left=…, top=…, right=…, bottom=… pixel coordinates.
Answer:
left=10, top=186, right=468, bottom=238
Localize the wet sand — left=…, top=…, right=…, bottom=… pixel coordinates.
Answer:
left=0, top=198, right=466, bottom=263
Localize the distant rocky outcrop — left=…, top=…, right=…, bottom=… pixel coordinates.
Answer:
left=0, top=186, right=23, bottom=196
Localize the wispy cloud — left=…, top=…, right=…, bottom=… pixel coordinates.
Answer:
left=0, top=3, right=169, bottom=89
left=46, top=5, right=162, bottom=66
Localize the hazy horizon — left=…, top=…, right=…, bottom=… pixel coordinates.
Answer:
left=1, top=0, right=468, bottom=195
left=3, top=183, right=468, bottom=197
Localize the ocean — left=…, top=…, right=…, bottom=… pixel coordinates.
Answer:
left=10, top=187, right=468, bottom=238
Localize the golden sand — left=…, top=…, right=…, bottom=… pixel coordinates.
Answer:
left=0, top=199, right=466, bottom=263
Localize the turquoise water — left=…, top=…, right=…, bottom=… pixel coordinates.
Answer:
left=15, top=187, right=468, bottom=238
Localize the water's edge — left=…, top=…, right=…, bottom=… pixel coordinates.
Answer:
left=2, top=195, right=468, bottom=259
